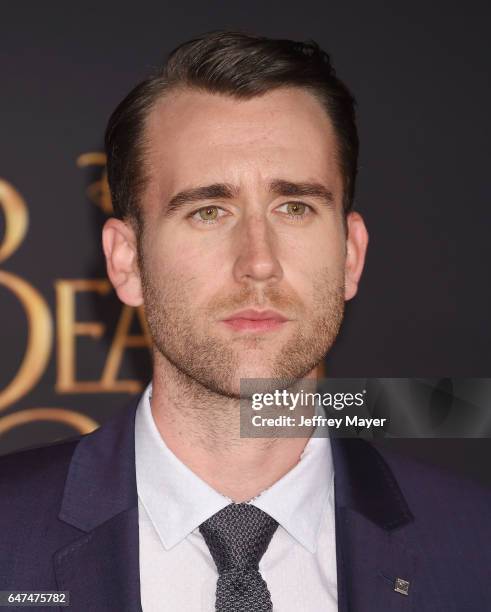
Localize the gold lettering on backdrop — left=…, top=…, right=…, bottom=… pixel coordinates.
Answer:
left=76, top=152, right=113, bottom=215
left=0, top=179, right=29, bottom=263
left=55, top=279, right=111, bottom=393
left=0, top=169, right=151, bottom=446
left=0, top=407, right=98, bottom=436
left=0, top=180, right=52, bottom=411
left=55, top=279, right=150, bottom=393
left=0, top=271, right=53, bottom=411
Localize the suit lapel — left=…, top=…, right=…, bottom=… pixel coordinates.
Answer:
left=54, top=399, right=142, bottom=612
left=331, top=438, right=430, bottom=612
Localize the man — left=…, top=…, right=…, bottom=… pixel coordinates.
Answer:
left=1, top=31, right=490, bottom=612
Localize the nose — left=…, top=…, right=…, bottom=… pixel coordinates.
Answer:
left=232, top=214, right=283, bottom=286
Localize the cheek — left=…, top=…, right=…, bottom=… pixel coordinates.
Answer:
left=148, top=227, right=229, bottom=297
left=279, top=225, right=346, bottom=290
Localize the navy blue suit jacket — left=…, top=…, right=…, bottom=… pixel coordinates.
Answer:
left=1, top=396, right=490, bottom=611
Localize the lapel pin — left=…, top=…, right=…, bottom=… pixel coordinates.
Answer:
left=394, top=577, right=410, bottom=596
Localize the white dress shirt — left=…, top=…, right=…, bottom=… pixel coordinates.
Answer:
left=135, top=383, right=338, bottom=611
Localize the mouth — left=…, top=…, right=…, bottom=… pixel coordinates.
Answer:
left=221, top=309, right=290, bottom=333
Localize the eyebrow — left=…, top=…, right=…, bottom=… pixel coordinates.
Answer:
left=165, top=179, right=335, bottom=216
left=166, top=183, right=239, bottom=216
left=270, top=179, right=335, bottom=205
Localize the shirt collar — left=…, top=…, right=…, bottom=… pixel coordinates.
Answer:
left=135, top=382, right=334, bottom=554
left=252, top=433, right=333, bottom=554
left=135, top=383, right=230, bottom=550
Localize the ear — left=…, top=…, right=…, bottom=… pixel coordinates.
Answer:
left=344, top=211, right=369, bottom=301
left=102, top=218, right=143, bottom=307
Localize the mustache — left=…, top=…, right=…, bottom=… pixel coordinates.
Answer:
left=206, top=285, right=301, bottom=316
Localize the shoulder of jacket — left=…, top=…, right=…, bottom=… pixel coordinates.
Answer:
left=0, top=435, right=84, bottom=494
left=372, top=441, right=491, bottom=516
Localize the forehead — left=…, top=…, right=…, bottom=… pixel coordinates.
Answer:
left=144, top=86, right=341, bottom=198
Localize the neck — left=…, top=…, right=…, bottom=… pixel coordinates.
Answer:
left=149, top=351, right=316, bottom=503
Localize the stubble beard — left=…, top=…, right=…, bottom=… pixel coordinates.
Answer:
left=139, top=254, right=346, bottom=400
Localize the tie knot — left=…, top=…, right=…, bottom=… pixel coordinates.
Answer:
left=199, top=503, right=279, bottom=573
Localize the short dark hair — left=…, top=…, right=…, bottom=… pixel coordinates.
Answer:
left=105, top=31, right=359, bottom=228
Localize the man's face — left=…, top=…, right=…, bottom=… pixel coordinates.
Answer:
left=111, top=87, right=367, bottom=397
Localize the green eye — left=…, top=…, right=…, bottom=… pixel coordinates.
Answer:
left=286, top=202, right=306, bottom=216
left=198, top=206, right=219, bottom=221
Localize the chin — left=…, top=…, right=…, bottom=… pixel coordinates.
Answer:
left=235, top=362, right=277, bottom=379
left=231, top=362, right=303, bottom=396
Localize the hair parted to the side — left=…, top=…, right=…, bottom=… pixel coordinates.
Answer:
left=104, top=31, right=359, bottom=228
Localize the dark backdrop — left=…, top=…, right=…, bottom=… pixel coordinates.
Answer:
left=1, top=1, right=490, bottom=484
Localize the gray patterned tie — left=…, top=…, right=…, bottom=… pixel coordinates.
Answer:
left=199, top=502, right=279, bottom=611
